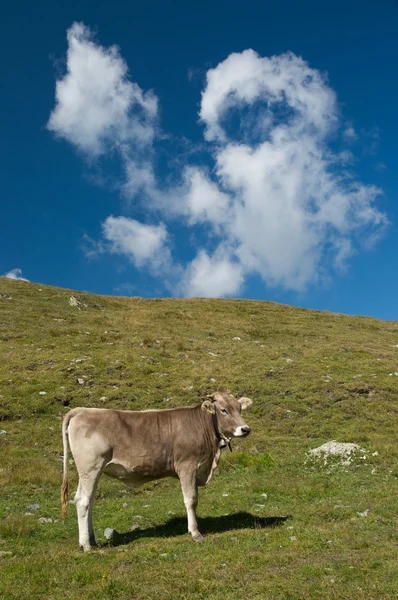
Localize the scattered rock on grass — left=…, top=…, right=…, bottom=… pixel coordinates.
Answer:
left=38, top=517, right=56, bottom=523
left=104, top=527, right=117, bottom=541
left=307, top=441, right=367, bottom=467
left=27, top=504, right=40, bottom=511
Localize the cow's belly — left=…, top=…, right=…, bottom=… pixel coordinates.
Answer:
left=102, top=459, right=174, bottom=487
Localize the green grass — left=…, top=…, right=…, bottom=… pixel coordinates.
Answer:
left=0, top=277, right=397, bottom=599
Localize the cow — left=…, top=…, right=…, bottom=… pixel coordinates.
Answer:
left=61, top=390, right=253, bottom=551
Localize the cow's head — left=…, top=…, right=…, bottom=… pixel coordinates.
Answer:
left=201, top=390, right=252, bottom=441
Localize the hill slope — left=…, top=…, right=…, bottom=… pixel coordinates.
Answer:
left=1, top=278, right=397, bottom=599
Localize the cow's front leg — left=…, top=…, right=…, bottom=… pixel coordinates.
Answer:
left=179, top=471, right=203, bottom=542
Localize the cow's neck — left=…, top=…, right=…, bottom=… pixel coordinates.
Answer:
left=211, top=414, right=233, bottom=452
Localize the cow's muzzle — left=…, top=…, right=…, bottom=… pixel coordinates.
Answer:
left=235, top=425, right=251, bottom=437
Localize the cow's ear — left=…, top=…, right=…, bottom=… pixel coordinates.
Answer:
left=238, top=397, right=252, bottom=410
left=202, top=400, right=216, bottom=414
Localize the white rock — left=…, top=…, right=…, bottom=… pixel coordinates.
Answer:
left=233, top=337, right=241, bottom=341
left=104, top=527, right=116, bottom=540
left=27, top=504, right=40, bottom=511
left=290, top=536, right=297, bottom=541
left=39, top=391, right=47, bottom=395
left=307, top=441, right=366, bottom=466
left=0, top=430, right=6, bottom=436
left=38, top=517, right=54, bottom=523
left=69, top=296, right=80, bottom=308
left=208, top=352, right=218, bottom=357
left=357, top=509, right=369, bottom=518
left=77, top=378, right=85, bottom=385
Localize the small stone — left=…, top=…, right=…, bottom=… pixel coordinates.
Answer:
left=233, top=337, right=241, bottom=341
left=261, top=493, right=268, bottom=498
left=123, top=503, right=128, bottom=508
left=104, top=527, right=116, bottom=540
left=24, top=512, right=34, bottom=517
left=357, top=509, right=369, bottom=518
left=0, top=430, right=6, bottom=436
left=39, top=391, right=47, bottom=395
left=69, top=296, right=81, bottom=308
left=208, top=352, right=217, bottom=357
left=159, top=553, right=168, bottom=557
left=222, top=493, right=229, bottom=497
left=290, top=536, right=297, bottom=541
left=27, top=504, right=40, bottom=511
left=210, top=378, right=216, bottom=383
left=38, top=517, right=54, bottom=523
left=77, top=378, right=85, bottom=385
left=100, top=396, right=107, bottom=401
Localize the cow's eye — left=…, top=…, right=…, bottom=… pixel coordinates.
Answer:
left=221, top=408, right=229, bottom=415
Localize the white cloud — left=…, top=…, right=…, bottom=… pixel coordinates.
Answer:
left=200, top=50, right=337, bottom=142
left=47, top=22, right=157, bottom=155
left=47, top=22, right=157, bottom=200
left=4, top=268, right=29, bottom=281
left=102, top=216, right=171, bottom=271
left=182, top=249, right=244, bottom=297
left=178, top=50, right=387, bottom=294
left=343, top=126, right=357, bottom=143
left=48, top=28, right=387, bottom=298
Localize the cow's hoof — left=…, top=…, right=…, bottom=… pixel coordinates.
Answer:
left=192, top=533, right=204, bottom=542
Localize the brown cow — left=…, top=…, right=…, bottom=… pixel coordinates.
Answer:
left=61, top=391, right=252, bottom=550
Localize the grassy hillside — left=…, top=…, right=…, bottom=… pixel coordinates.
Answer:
left=1, top=277, right=397, bottom=599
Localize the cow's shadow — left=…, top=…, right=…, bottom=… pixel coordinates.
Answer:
left=106, top=512, right=290, bottom=547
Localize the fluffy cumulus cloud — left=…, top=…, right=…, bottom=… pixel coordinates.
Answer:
left=181, top=248, right=244, bottom=298
left=47, top=22, right=157, bottom=197
left=102, top=216, right=171, bottom=272
left=48, top=26, right=387, bottom=297
left=3, top=268, right=29, bottom=281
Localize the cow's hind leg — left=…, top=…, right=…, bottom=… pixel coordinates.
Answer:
left=75, top=467, right=102, bottom=552
left=179, top=471, right=203, bottom=542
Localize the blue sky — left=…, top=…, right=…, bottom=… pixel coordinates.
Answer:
left=1, top=0, right=397, bottom=319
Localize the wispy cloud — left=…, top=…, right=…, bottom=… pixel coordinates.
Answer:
left=48, top=25, right=388, bottom=298
left=3, top=268, right=29, bottom=281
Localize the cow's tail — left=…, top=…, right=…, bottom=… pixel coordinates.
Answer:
left=61, top=408, right=84, bottom=522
